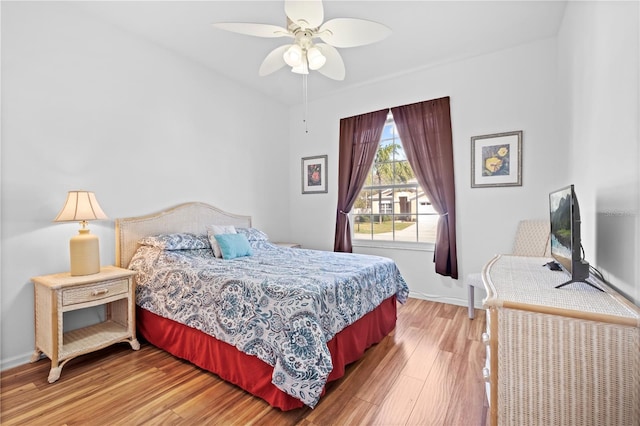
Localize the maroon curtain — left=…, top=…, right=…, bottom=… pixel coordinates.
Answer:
left=334, top=109, right=388, bottom=252
left=391, top=97, right=458, bottom=278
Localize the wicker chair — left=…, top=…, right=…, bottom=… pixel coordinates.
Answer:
left=466, top=219, right=551, bottom=319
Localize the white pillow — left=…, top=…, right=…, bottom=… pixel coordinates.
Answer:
left=206, top=224, right=237, bottom=258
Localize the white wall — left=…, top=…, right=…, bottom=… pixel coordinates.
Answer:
left=288, top=38, right=566, bottom=306
left=1, top=2, right=290, bottom=369
left=558, top=1, right=640, bottom=304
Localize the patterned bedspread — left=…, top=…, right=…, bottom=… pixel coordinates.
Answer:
left=129, top=239, right=409, bottom=407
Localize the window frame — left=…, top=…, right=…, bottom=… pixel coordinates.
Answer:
left=351, top=115, right=437, bottom=251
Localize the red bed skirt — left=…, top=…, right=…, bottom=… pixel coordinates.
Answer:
left=136, top=295, right=397, bottom=410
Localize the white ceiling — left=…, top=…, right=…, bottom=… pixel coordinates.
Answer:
left=71, top=1, right=568, bottom=106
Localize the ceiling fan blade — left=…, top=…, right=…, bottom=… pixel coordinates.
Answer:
left=315, top=43, right=345, bottom=81
left=284, top=0, right=324, bottom=29
left=212, top=22, right=290, bottom=38
left=319, top=18, right=391, bottom=48
left=259, top=45, right=290, bottom=76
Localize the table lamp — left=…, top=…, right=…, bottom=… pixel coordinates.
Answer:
left=54, top=191, right=108, bottom=276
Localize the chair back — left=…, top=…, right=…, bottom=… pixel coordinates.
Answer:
left=511, top=219, right=551, bottom=257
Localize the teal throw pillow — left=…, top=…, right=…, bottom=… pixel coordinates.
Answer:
left=214, top=233, right=253, bottom=259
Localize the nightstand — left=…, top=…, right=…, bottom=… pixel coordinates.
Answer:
left=31, top=266, right=139, bottom=383
left=274, top=242, right=302, bottom=248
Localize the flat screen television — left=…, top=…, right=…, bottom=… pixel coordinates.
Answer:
left=548, top=184, right=601, bottom=290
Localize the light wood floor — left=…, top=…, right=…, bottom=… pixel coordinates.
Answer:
left=1, top=299, right=488, bottom=425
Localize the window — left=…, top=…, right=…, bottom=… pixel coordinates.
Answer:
left=352, top=113, right=438, bottom=244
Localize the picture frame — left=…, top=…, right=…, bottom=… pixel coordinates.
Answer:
left=471, top=130, right=522, bottom=188
left=301, top=155, right=328, bottom=194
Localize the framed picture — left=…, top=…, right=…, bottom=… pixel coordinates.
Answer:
left=471, top=131, right=522, bottom=188
left=301, top=155, right=328, bottom=194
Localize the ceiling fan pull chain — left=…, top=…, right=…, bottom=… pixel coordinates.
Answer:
left=303, top=74, right=309, bottom=133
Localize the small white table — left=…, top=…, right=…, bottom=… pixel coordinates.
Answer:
left=274, top=242, right=301, bottom=248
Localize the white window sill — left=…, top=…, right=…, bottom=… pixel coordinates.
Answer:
left=352, top=240, right=434, bottom=252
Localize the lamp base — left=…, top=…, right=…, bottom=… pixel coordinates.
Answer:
left=70, top=229, right=101, bottom=276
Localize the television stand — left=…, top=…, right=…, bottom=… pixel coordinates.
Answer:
left=555, top=278, right=604, bottom=292
left=482, top=254, right=640, bottom=426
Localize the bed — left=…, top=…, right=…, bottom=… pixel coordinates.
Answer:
left=115, top=202, right=409, bottom=410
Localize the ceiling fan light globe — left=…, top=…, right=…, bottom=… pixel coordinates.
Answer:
left=291, top=60, right=309, bottom=75
left=283, top=44, right=303, bottom=67
left=307, top=46, right=326, bottom=70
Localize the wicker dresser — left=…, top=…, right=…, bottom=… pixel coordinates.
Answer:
left=482, top=255, right=640, bottom=426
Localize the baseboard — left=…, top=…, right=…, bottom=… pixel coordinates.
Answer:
left=3, top=295, right=484, bottom=372
left=1, top=351, right=39, bottom=372
left=408, top=291, right=468, bottom=307
left=408, top=291, right=487, bottom=312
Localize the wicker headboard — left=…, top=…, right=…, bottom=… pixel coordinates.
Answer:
left=115, top=202, right=252, bottom=268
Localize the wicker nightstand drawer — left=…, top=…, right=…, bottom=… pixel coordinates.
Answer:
left=62, top=279, right=129, bottom=306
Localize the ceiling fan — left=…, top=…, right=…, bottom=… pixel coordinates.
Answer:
left=212, top=0, right=391, bottom=81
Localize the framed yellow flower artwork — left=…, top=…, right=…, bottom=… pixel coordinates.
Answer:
left=471, top=131, right=522, bottom=188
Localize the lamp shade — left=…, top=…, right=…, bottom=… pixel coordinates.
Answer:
left=54, top=191, right=108, bottom=222
left=54, top=191, right=107, bottom=276
left=291, top=58, right=309, bottom=75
